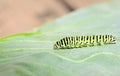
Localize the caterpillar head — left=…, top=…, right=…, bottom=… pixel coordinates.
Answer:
left=112, top=36, right=116, bottom=44
left=110, top=35, right=116, bottom=44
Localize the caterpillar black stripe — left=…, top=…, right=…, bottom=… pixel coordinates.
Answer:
left=54, top=35, right=116, bottom=49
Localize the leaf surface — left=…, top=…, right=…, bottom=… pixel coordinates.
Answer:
left=0, top=1, right=120, bottom=76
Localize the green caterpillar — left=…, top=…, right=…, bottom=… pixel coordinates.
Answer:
left=54, top=35, right=116, bottom=49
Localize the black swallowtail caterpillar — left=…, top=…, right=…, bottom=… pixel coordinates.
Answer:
left=54, top=35, right=116, bottom=49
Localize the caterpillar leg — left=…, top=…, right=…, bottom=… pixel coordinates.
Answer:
left=83, top=43, right=87, bottom=47
left=67, top=43, right=72, bottom=49
left=75, top=42, right=80, bottom=48
left=89, top=43, right=94, bottom=47
left=104, top=41, right=107, bottom=45
left=85, top=42, right=89, bottom=47
left=77, top=42, right=82, bottom=48
left=97, top=43, right=101, bottom=46
left=97, top=41, right=102, bottom=46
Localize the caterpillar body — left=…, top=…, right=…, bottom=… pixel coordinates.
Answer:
left=54, top=35, right=116, bottom=49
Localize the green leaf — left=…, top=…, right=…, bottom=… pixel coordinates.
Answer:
left=0, top=1, right=120, bottom=76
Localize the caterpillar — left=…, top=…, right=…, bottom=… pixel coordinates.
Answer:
left=54, top=35, right=116, bottom=49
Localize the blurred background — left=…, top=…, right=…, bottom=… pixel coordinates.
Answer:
left=0, top=0, right=109, bottom=37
